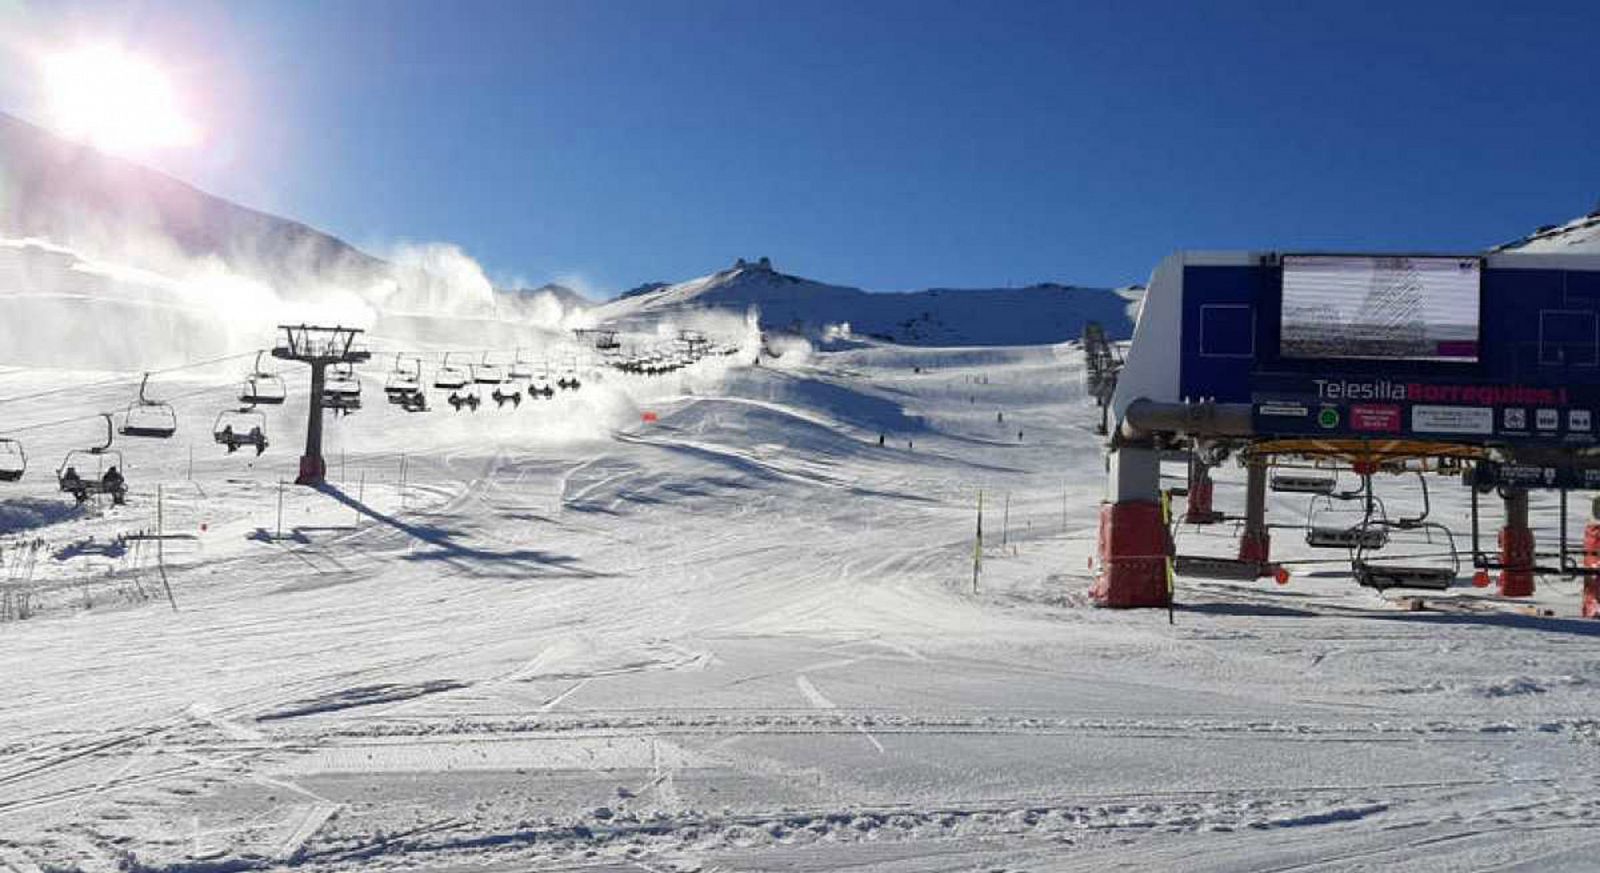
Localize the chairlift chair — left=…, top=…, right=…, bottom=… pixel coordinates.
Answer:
left=58, top=415, right=127, bottom=505
left=529, top=366, right=555, bottom=399
left=385, top=354, right=423, bottom=398
left=474, top=354, right=506, bottom=385
left=1305, top=491, right=1389, bottom=550
left=119, top=373, right=178, bottom=439
left=1351, top=472, right=1459, bottom=591
left=1352, top=522, right=1459, bottom=591
left=213, top=409, right=268, bottom=456
left=433, top=353, right=470, bottom=390
left=448, top=384, right=482, bottom=412
left=0, top=437, right=25, bottom=482
left=322, top=363, right=362, bottom=414
left=239, top=351, right=288, bottom=406
left=509, top=348, right=535, bottom=381
left=1271, top=472, right=1338, bottom=495
left=385, top=354, right=428, bottom=412
left=492, top=384, right=523, bottom=409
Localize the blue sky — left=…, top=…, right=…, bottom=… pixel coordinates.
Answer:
left=3, top=0, right=1598, bottom=296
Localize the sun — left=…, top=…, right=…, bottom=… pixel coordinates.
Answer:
left=42, top=45, right=200, bottom=154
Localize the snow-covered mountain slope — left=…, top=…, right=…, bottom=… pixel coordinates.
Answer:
left=0, top=112, right=386, bottom=286
left=1491, top=207, right=1600, bottom=253
left=3, top=342, right=1598, bottom=871
left=592, top=258, right=1139, bottom=345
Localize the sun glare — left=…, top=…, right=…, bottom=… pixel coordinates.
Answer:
left=42, top=45, right=200, bottom=154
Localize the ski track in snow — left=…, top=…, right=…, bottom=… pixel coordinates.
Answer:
left=0, top=341, right=1598, bottom=870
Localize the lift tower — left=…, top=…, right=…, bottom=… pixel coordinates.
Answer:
left=271, top=325, right=371, bottom=485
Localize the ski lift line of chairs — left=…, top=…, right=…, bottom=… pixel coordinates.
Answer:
left=240, top=350, right=288, bottom=406
left=119, top=373, right=178, bottom=439
left=58, top=414, right=127, bottom=505
left=0, top=437, right=24, bottom=482
left=213, top=408, right=268, bottom=456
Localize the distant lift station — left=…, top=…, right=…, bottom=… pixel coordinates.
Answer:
left=272, top=325, right=371, bottom=485
left=1098, top=251, right=1600, bottom=617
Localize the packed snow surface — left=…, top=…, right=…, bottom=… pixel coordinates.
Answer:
left=1, top=339, right=1598, bottom=872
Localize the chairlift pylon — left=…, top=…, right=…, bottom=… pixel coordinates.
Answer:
left=119, top=373, right=178, bottom=439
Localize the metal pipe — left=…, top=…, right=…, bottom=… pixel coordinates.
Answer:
left=1120, top=399, right=1254, bottom=440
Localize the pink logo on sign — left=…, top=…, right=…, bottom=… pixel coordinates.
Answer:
left=1351, top=404, right=1402, bottom=432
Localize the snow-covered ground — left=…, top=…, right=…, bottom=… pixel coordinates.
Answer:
left=2, top=340, right=1598, bottom=872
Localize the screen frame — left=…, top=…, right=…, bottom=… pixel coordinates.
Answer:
left=1275, top=252, right=1486, bottom=365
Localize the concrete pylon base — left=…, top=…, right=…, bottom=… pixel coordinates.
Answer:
left=1092, top=501, right=1171, bottom=608
left=1238, top=528, right=1271, bottom=568
left=1184, top=475, right=1221, bottom=525
left=295, top=454, right=326, bottom=486
left=1497, top=525, right=1535, bottom=598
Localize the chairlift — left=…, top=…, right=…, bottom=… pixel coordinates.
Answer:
left=213, top=408, right=268, bottom=456
left=1305, top=487, right=1389, bottom=550
left=1351, top=472, right=1459, bottom=591
left=1271, top=472, right=1337, bottom=495
left=448, top=384, right=481, bottom=412
left=0, top=437, right=25, bottom=482
left=1352, top=523, right=1458, bottom=591
left=474, top=353, right=506, bottom=385
left=58, top=414, right=126, bottom=505
left=509, top=348, right=535, bottom=381
left=322, top=362, right=362, bottom=414
left=529, top=365, right=555, bottom=399
left=492, top=385, right=523, bottom=409
left=385, top=353, right=422, bottom=394
left=239, top=351, right=288, bottom=406
left=119, top=373, right=178, bottom=439
left=434, top=352, right=470, bottom=390
left=385, top=354, right=427, bottom=411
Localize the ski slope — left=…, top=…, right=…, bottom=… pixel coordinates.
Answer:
left=1, top=338, right=1599, bottom=872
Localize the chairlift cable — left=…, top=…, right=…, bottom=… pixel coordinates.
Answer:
left=0, top=350, right=259, bottom=408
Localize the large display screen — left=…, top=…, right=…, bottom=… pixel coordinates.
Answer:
left=1280, top=254, right=1481, bottom=362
